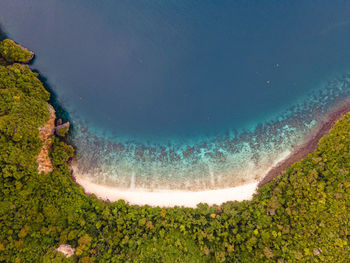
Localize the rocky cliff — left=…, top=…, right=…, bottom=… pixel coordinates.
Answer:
left=37, top=104, right=56, bottom=174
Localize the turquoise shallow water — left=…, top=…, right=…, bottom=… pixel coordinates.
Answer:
left=1, top=0, right=350, bottom=189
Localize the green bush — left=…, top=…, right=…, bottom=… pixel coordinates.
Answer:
left=0, top=39, right=33, bottom=63
left=42, top=248, right=77, bottom=263
left=51, top=138, right=74, bottom=167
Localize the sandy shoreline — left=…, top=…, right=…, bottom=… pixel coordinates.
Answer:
left=74, top=175, right=258, bottom=207
left=72, top=149, right=291, bottom=208
left=72, top=101, right=350, bottom=208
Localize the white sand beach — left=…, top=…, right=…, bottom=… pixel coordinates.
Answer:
left=73, top=149, right=293, bottom=208
left=74, top=175, right=258, bottom=208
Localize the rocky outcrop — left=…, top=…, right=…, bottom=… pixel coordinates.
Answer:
left=37, top=104, right=56, bottom=174
left=55, top=121, right=70, bottom=137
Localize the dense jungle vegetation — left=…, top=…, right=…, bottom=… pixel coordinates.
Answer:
left=0, top=39, right=349, bottom=262
left=0, top=39, right=33, bottom=64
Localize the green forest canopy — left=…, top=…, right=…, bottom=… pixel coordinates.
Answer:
left=0, top=39, right=33, bottom=64
left=0, top=39, right=349, bottom=262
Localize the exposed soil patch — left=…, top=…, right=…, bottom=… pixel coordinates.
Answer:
left=37, top=104, right=56, bottom=174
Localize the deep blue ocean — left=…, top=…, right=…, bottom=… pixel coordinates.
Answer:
left=1, top=0, right=350, bottom=190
